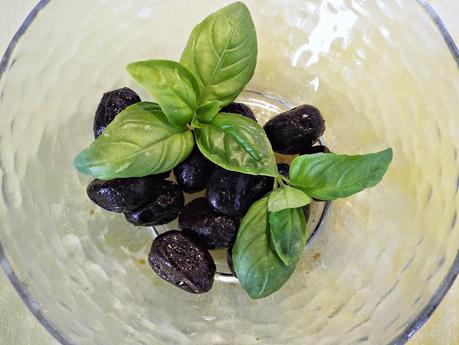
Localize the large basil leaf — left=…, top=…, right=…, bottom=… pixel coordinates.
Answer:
left=233, top=197, right=299, bottom=299
left=269, top=207, right=307, bottom=266
left=127, top=60, right=200, bottom=129
left=194, top=113, right=277, bottom=177
left=268, top=185, right=311, bottom=213
left=180, top=2, right=257, bottom=107
left=74, top=102, right=194, bottom=179
left=289, top=148, right=393, bottom=200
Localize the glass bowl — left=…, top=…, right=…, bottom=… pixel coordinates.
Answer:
left=0, top=1, right=458, bottom=344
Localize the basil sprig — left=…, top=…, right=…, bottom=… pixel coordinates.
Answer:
left=73, top=1, right=394, bottom=300
left=74, top=1, right=277, bottom=179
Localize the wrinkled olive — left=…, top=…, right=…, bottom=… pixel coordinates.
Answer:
left=220, top=102, right=257, bottom=122
left=173, top=147, right=216, bottom=193
left=179, top=198, right=239, bottom=249
left=148, top=231, right=216, bottom=293
left=124, top=180, right=184, bottom=226
left=93, top=87, right=141, bottom=138
left=206, top=169, right=273, bottom=217
left=263, top=105, right=325, bottom=154
left=86, top=173, right=170, bottom=213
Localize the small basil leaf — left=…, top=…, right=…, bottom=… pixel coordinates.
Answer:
left=233, top=197, right=298, bottom=299
left=268, top=185, right=311, bottom=213
left=194, top=113, right=277, bottom=177
left=196, top=100, right=221, bottom=123
left=191, top=115, right=202, bottom=129
left=180, top=1, right=257, bottom=107
left=127, top=60, right=200, bottom=129
left=269, top=207, right=307, bottom=266
left=289, top=148, right=393, bottom=200
left=74, top=102, right=194, bottom=179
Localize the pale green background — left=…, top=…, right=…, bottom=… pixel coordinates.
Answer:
left=0, top=1, right=457, bottom=344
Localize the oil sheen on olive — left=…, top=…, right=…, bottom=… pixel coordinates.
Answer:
left=179, top=198, right=239, bottom=249
left=93, top=87, right=141, bottom=138
left=206, top=169, right=273, bottom=217
left=86, top=172, right=170, bottom=213
left=124, top=180, right=184, bottom=226
left=148, top=231, right=216, bottom=294
left=173, top=147, right=216, bottom=193
left=263, top=104, right=325, bottom=154
left=220, top=102, right=257, bottom=122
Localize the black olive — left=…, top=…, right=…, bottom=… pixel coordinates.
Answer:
left=86, top=172, right=170, bottom=213
left=93, top=87, right=141, bottom=138
left=173, top=147, right=216, bottom=193
left=124, top=180, right=184, bottom=226
left=148, top=231, right=216, bottom=293
left=300, top=145, right=331, bottom=155
left=226, top=245, right=237, bottom=277
left=263, top=105, right=325, bottom=154
left=179, top=198, right=239, bottom=249
left=206, top=169, right=273, bottom=217
left=277, top=163, right=290, bottom=179
left=220, top=102, right=257, bottom=122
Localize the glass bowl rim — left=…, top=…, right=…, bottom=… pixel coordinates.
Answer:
left=0, top=1, right=457, bottom=344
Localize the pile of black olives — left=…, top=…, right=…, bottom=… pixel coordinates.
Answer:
left=86, top=88, right=327, bottom=294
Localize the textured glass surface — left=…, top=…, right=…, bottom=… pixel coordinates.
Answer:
left=0, top=1, right=458, bottom=345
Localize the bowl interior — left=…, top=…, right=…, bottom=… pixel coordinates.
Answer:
left=0, top=1, right=458, bottom=345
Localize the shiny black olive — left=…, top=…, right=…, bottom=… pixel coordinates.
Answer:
left=206, top=169, right=273, bottom=217
left=263, top=105, right=325, bottom=154
left=173, top=147, right=216, bottom=193
left=179, top=198, right=239, bottom=249
left=148, top=231, right=216, bottom=293
left=220, top=102, right=257, bottom=122
left=93, top=87, right=141, bottom=138
left=86, top=172, right=170, bottom=213
left=124, top=180, right=184, bottom=226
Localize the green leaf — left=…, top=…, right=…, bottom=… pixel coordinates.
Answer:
left=233, top=197, right=299, bottom=299
left=269, top=207, right=307, bottom=266
left=289, top=148, right=393, bottom=200
left=127, top=60, right=200, bottom=129
left=73, top=102, right=194, bottom=179
left=268, top=185, right=311, bottom=213
left=196, top=100, right=221, bottom=123
left=194, top=113, right=277, bottom=177
left=180, top=1, right=257, bottom=107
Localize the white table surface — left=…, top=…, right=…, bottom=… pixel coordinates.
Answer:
left=0, top=1, right=458, bottom=344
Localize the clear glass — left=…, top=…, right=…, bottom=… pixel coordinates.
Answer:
left=0, top=1, right=458, bottom=345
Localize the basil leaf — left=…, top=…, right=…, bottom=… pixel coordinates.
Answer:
left=74, top=102, right=194, bottom=179
left=268, top=185, right=311, bottom=213
left=289, top=148, right=393, bottom=200
left=180, top=2, right=257, bottom=107
left=196, top=100, right=220, bottom=123
left=269, top=207, right=307, bottom=266
left=194, top=113, right=277, bottom=177
left=127, top=60, right=200, bottom=129
left=233, top=197, right=298, bottom=299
